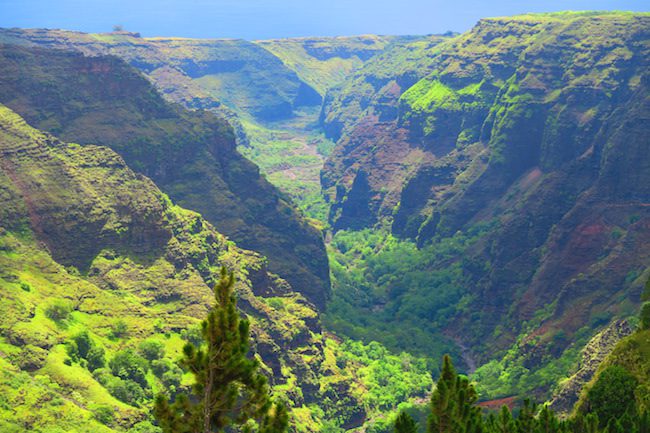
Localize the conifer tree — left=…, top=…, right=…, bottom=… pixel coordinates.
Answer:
left=154, top=267, right=287, bottom=433
left=515, top=399, right=537, bottom=433
left=395, top=411, right=418, bottom=433
left=428, top=355, right=481, bottom=433
left=535, top=405, right=561, bottom=433
left=495, top=405, right=516, bottom=433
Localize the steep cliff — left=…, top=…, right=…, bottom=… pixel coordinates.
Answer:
left=0, top=44, right=330, bottom=309
left=322, top=11, right=650, bottom=378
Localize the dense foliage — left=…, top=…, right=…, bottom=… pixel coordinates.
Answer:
left=325, top=225, right=492, bottom=365
left=395, top=355, right=649, bottom=433
left=155, top=268, right=287, bottom=433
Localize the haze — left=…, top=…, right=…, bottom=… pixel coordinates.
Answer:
left=0, top=0, right=647, bottom=39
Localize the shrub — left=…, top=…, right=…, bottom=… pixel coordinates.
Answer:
left=66, top=331, right=105, bottom=370
left=151, top=359, right=171, bottom=378
left=45, top=300, right=72, bottom=322
left=92, top=405, right=114, bottom=426
left=110, top=320, right=129, bottom=339
left=104, top=376, right=147, bottom=406
left=72, top=331, right=93, bottom=359
left=161, top=368, right=183, bottom=394
left=138, top=339, right=165, bottom=361
left=181, top=325, right=203, bottom=347
left=87, top=346, right=106, bottom=371
left=109, top=349, right=149, bottom=386
left=127, top=421, right=163, bottom=433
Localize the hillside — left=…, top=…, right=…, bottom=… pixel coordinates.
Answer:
left=0, top=102, right=325, bottom=431
left=321, top=11, right=650, bottom=397
left=0, top=44, right=330, bottom=309
left=256, top=35, right=397, bottom=96
left=0, top=28, right=321, bottom=122
left=0, top=103, right=437, bottom=432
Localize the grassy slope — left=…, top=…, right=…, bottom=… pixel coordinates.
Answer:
left=255, top=35, right=394, bottom=96
left=0, top=104, right=434, bottom=432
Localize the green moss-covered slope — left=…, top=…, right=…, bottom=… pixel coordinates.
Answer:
left=0, top=44, right=330, bottom=308
left=0, top=102, right=322, bottom=430
left=0, top=102, right=434, bottom=432
left=255, top=35, right=397, bottom=96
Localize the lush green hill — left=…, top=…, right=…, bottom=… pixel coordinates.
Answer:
left=0, top=102, right=323, bottom=431
left=0, top=103, right=434, bottom=432
left=255, top=35, right=397, bottom=96
left=321, top=11, right=650, bottom=398
left=0, top=44, right=330, bottom=309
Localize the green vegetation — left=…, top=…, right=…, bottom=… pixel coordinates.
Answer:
left=325, top=224, right=493, bottom=364
left=1, top=12, right=650, bottom=433
left=395, top=355, right=650, bottom=433
left=0, top=41, right=330, bottom=310
left=154, top=268, right=288, bottom=433
left=238, top=109, right=335, bottom=223
left=0, top=103, right=435, bottom=432
left=584, top=366, right=638, bottom=427
left=256, top=36, right=392, bottom=96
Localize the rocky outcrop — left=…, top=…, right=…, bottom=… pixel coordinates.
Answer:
left=548, top=319, right=633, bottom=415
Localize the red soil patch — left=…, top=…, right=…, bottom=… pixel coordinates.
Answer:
left=478, top=396, right=517, bottom=411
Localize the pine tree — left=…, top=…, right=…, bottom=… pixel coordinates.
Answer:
left=428, top=355, right=481, bottom=433
left=535, top=405, right=562, bottom=433
left=495, top=405, right=516, bottom=433
left=395, top=411, right=419, bottom=433
left=515, top=399, right=537, bottom=433
left=154, top=267, right=287, bottom=433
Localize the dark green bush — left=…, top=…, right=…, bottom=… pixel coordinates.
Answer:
left=109, top=349, right=149, bottom=387
left=586, top=365, right=638, bottom=426
left=138, top=339, right=165, bottom=361
left=93, top=405, right=114, bottom=426
left=87, top=346, right=106, bottom=371
left=45, top=300, right=72, bottom=322
left=110, top=320, right=129, bottom=339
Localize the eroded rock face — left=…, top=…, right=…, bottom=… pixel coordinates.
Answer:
left=321, top=12, right=650, bottom=356
left=0, top=44, right=330, bottom=309
left=323, top=13, right=649, bottom=239
left=549, top=319, right=633, bottom=415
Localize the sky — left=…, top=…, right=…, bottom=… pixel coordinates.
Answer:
left=0, top=0, right=647, bottom=40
